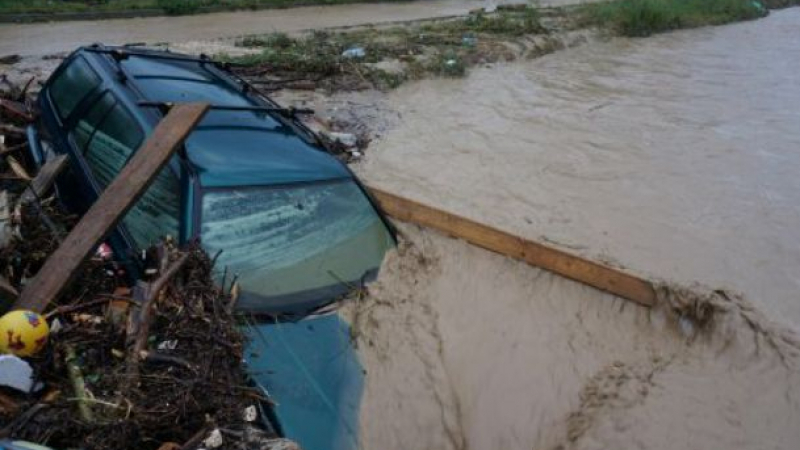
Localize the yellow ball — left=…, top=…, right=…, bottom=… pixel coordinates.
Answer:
left=0, top=310, right=50, bottom=356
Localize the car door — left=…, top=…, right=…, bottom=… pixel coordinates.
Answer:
left=37, top=55, right=105, bottom=214
left=42, top=56, right=183, bottom=259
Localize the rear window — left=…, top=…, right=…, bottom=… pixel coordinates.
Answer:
left=49, top=57, right=101, bottom=120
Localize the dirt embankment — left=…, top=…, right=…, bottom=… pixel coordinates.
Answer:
left=343, top=226, right=800, bottom=450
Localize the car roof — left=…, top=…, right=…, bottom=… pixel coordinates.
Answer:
left=78, top=46, right=350, bottom=188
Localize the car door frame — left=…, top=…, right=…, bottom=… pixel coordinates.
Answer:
left=38, top=51, right=189, bottom=273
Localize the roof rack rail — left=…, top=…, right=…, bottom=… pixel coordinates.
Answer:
left=138, top=101, right=314, bottom=116
left=82, top=45, right=325, bottom=147
left=84, top=45, right=243, bottom=69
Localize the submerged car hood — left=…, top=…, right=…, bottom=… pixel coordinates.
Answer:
left=244, top=313, right=364, bottom=450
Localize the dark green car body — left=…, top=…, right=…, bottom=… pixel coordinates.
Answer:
left=30, top=45, right=394, bottom=450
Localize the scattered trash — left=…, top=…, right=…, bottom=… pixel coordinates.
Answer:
left=157, top=340, right=178, bottom=351
left=327, top=132, right=358, bottom=148
left=243, top=405, right=258, bottom=422
left=0, top=354, right=35, bottom=392
left=71, top=313, right=104, bottom=325
left=95, top=243, right=114, bottom=260
left=203, top=428, right=223, bottom=449
left=48, top=318, right=62, bottom=334
left=342, top=46, right=366, bottom=59
left=462, top=34, right=478, bottom=48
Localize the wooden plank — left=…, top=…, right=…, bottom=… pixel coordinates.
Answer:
left=14, top=103, right=209, bottom=313
left=368, top=188, right=657, bottom=307
left=19, top=154, right=68, bottom=205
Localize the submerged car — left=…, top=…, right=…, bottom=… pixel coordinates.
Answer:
left=28, top=44, right=395, bottom=450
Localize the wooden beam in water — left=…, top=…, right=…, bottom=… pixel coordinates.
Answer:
left=14, top=103, right=209, bottom=313
left=368, top=187, right=657, bottom=307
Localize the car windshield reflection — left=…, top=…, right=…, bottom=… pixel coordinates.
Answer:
left=201, top=179, right=394, bottom=314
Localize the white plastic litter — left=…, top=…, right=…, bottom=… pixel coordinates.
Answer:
left=328, top=132, right=358, bottom=148
left=342, top=47, right=366, bottom=59
left=157, top=340, right=178, bottom=351
left=203, top=429, right=223, bottom=449
left=243, top=405, right=258, bottom=422
left=0, top=354, right=35, bottom=392
left=50, top=318, right=63, bottom=334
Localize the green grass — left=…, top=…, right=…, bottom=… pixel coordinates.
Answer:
left=0, top=0, right=410, bottom=17
left=0, top=0, right=154, bottom=15
left=582, top=0, right=768, bottom=37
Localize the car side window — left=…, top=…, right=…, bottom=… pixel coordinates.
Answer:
left=73, top=91, right=116, bottom=153
left=48, top=57, right=101, bottom=121
left=83, top=96, right=143, bottom=188
left=79, top=95, right=181, bottom=250
left=123, top=167, right=182, bottom=250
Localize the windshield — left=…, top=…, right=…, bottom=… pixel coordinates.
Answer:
left=201, top=180, right=394, bottom=314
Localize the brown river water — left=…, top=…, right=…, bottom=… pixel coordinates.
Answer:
left=348, top=8, right=800, bottom=450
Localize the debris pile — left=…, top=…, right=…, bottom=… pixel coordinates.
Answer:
left=0, top=77, right=290, bottom=450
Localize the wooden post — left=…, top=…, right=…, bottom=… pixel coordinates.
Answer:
left=14, top=103, right=209, bottom=313
left=18, top=154, right=69, bottom=205
left=368, top=188, right=657, bottom=307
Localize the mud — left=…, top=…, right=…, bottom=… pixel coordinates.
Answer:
left=344, top=226, right=800, bottom=450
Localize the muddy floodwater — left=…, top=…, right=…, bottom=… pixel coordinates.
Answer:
left=362, top=8, right=800, bottom=327
left=351, top=8, right=800, bottom=450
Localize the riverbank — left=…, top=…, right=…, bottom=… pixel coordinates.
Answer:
left=218, top=0, right=787, bottom=92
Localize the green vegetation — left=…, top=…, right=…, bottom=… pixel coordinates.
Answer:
left=0, top=0, right=409, bottom=17
left=582, top=0, right=768, bottom=37
left=221, top=7, right=547, bottom=90
left=0, top=0, right=154, bottom=15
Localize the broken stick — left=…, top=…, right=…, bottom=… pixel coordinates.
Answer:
left=128, top=253, right=189, bottom=371
left=65, top=345, right=93, bottom=423
left=368, top=187, right=657, bottom=307
left=14, top=103, right=209, bottom=313
left=18, top=154, right=68, bottom=205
